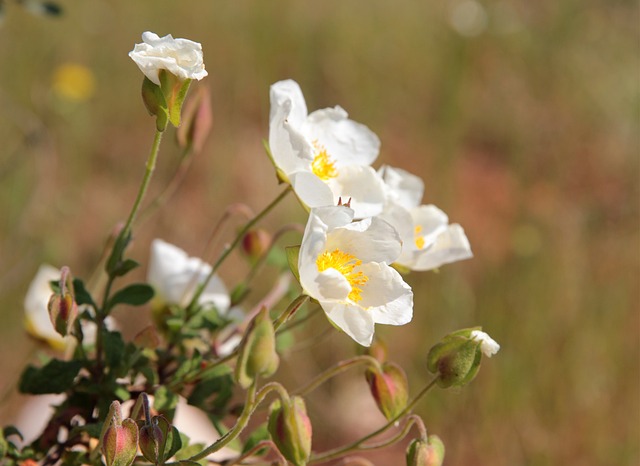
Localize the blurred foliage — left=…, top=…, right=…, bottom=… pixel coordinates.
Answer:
left=0, top=1, right=637, bottom=465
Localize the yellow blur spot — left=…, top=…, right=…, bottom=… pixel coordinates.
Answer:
left=52, top=63, right=96, bottom=102
left=316, top=248, right=368, bottom=302
left=414, top=225, right=425, bottom=249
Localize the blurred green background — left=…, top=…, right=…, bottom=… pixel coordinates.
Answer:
left=0, top=1, right=638, bottom=464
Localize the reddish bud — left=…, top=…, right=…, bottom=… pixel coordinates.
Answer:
left=268, top=396, right=312, bottom=466
left=366, top=362, right=409, bottom=421
left=47, top=266, right=78, bottom=337
left=139, top=415, right=170, bottom=464
left=102, top=416, right=139, bottom=466
left=241, top=228, right=272, bottom=263
left=176, top=85, right=212, bottom=153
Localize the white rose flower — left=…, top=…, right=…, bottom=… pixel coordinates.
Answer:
left=378, top=165, right=473, bottom=271
left=470, top=330, right=500, bottom=357
left=129, top=32, right=208, bottom=86
left=148, top=239, right=230, bottom=313
left=298, top=206, right=413, bottom=346
left=269, top=79, right=386, bottom=219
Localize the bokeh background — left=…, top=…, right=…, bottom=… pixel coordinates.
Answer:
left=0, top=1, right=638, bottom=465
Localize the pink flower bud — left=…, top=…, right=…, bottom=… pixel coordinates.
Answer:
left=102, top=418, right=139, bottom=466
left=268, top=396, right=312, bottom=466
left=241, top=228, right=272, bottom=263
left=366, top=362, right=409, bottom=421
left=47, top=266, right=78, bottom=337
left=406, top=435, right=445, bottom=466
left=176, top=85, right=212, bottom=153
left=139, top=415, right=170, bottom=464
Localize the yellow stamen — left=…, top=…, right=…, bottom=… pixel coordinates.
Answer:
left=316, top=249, right=368, bottom=302
left=414, top=225, right=425, bottom=250
left=311, top=142, right=338, bottom=181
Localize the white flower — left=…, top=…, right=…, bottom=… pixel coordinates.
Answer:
left=298, top=206, right=413, bottom=346
left=269, top=79, right=386, bottom=219
left=129, top=32, right=207, bottom=86
left=378, top=165, right=473, bottom=271
left=24, top=265, right=108, bottom=351
left=470, top=330, right=500, bottom=357
left=148, top=239, right=230, bottom=313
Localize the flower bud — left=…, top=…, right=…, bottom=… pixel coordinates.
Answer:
left=365, top=362, right=408, bottom=421
left=102, top=407, right=139, bottom=466
left=268, top=396, right=312, bottom=466
left=139, top=415, right=170, bottom=464
left=427, top=327, right=499, bottom=388
left=235, top=307, right=279, bottom=388
left=176, top=85, right=212, bottom=153
left=47, top=266, right=78, bottom=337
left=241, top=228, right=272, bottom=264
left=406, top=435, right=445, bottom=466
left=358, top=337, right=388, bottom=363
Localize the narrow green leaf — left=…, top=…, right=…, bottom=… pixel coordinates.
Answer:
left=106, top=230, right=132, bottom=276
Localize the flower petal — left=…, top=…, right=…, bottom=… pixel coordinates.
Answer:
left=304, top=106, right=380, bottom=167
left=357, top=263, right=413, bottom=325
left=379, top=165, right=424, bottom=209
left=289, top=171, right=335, bottom=210
left=315, top=269, right=352, bottom=301
left=325, top=217, right=402, bottom=265
left=321, top=301, right=376, bottom=346
left=410, top=224, right=473, bottom=271
left=328, top=165, right=386, bottom=218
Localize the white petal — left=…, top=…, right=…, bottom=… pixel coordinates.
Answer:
left=321, top=301, right=376, bottom=346
left=328, top=165, right=386, bottom=218
left=411, top=204, right=450, bottom=249
left=311, top=205, right=355, bottom=230
left=290, top=171, right=335, bottom=210
left=377, top=203, right=415, bottom=247
left=410, top=224, right=473, bottom=271
left=326, top=217, right=402, bottom=265
left=24, top=264, right=67, bottom=348
left=379, top=165, right=424, bottom=209
left=471, top=330, right=500, bottom=357
left=268, top=100, right=314, bottom=176
left=304, top=106, right=380, bottom=167
left=357, top=263, right=413, bottom=325
left=269, top=79, right=308, bottom=127
left=315, top=269, right=352, bottom=301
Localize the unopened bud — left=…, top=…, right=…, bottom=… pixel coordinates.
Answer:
left=176, top=85, right=212, bottom=153
left=139, top=415, right=170, bottom=464
left=365, top=362, right=408, bottom=421
left=358, top=337, right=388, bottom=363
left=268, top=396, right=312, bottom=466
left=101, top=402, right=139, bottom=466
left=241, top=228, right=272, bottom=263
left=427, top=327, right=499, bottom=388
left=406, top=435, right=445, bottom=466
left=47, top=266, right=78, bottom=337
left=235, top=307, right=279, bottom=388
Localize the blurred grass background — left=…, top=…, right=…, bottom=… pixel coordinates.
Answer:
left=0, top=0, right=638, bottom=464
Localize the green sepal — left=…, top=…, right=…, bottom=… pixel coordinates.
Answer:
left=286, top=245, right=301, bottom=284
left=142, top=76, right=169, bottom=132
left=160, top=70, right=192, bottom=128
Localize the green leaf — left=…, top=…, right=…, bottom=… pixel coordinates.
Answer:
left=103, top=331, right=125, bottom=369
left=286, top=245, right=301, bottom=283
left=108, top=284, right=154, bottom=309
left=72, top=278, right=95, bottom=307
left=106, top=230, right=132, bottom=276
left=154, top=386, right=179, bottom=415
left=19, top=359, right=83, bottom=394
left=111, top=259, right=140, bottom=278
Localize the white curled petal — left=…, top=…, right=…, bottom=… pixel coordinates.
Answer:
left=315, top=269, right=352, bottom=301
left=411, top=224, right=473, bottom=271
left=328, top=165, right=386, bottom=219
left=290, top=171, right=335, bottom=210
left=129, top=32, right=207, bottom=85
left=321, top=301, right=376, bottom=347
left=269, top=79, right=308, bottom=127
left=379, top=165, right=424, bottom=209
left=411, top=205, right=450, bottom=249
left=326, top=217, right=402, bottom=265
left=304, top=106, right=380, bottom=167
left=269, top=95, right=314, bottom=175
left=471, top=330, right=500, bottom=357
left=357, top=263, right=413, bottom=325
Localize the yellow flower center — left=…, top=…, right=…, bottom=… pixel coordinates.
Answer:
left=414, top=225, right=425, bottom=250
left=311, top=142, right=338, bottom=181
left=316, top=249, right=368, bottom=302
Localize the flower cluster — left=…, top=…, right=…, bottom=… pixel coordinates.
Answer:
left=269, top=79, right=474, bottom=346
left=10, top=32, right=500, bottom=466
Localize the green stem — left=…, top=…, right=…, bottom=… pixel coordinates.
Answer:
left=294, top=355, right=381, bottom=398
left=273, top=294, right=309, bottom=332
left=186, top=186, right=291, bottom=316
left=121, top=129, right=164, bottom=237
left=309, top=377, right=439, bottom=463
